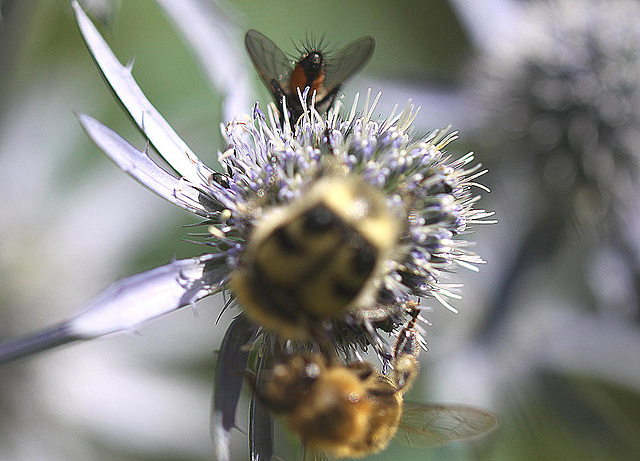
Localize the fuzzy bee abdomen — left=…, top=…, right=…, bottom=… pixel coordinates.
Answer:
left=230, top=176, right=401, bottom=338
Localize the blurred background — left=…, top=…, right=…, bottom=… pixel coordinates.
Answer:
left=1, top=0, right=639, bottom=460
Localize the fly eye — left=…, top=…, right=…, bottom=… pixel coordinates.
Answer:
left=303, top=206, right=335, bottom=233
left=301, top=52, right=323, bottom=72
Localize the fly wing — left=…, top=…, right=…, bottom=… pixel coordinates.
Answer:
left=245, top=29, right=293, bottom=96
left=397, top=402, right=498, bottom=448
left=322, top=36, right=375, bottom=93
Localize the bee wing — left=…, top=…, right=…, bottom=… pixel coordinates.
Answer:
left=322, top=36, right=375, bottom=93
left=397, top=402, right=498, bottom=448
left=245, top=29, right=293, bottom=93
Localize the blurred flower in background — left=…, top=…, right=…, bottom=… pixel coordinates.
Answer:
left=419, top=1, right=640, bottom=461
left=2, top=0, right=640, bottom=461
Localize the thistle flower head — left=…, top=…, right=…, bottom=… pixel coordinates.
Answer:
left=182, top=93, right=493, bottom=357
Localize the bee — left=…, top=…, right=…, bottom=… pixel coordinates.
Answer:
left=254, top=316, right=498, bottom=459
left=230, top=175, right=402, bottom=339
left=245, top=29, right=375, bottom=125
